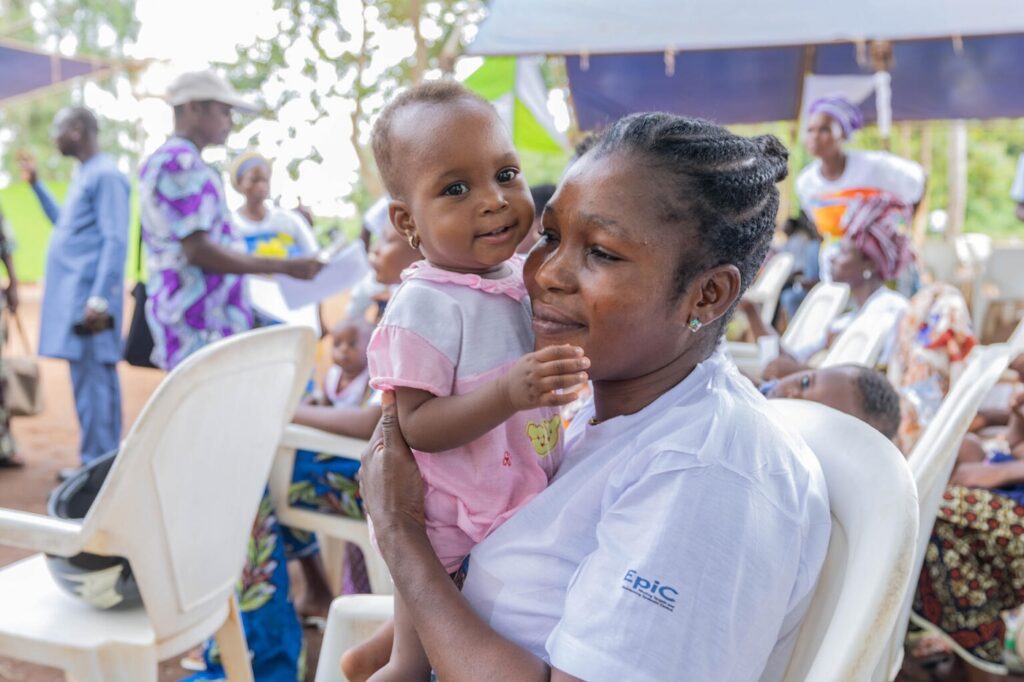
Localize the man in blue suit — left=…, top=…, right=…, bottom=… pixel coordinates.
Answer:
left=19, top=107, right=129, bottom=475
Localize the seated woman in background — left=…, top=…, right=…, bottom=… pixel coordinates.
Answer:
left=912, top=369, right=1024, bottom=675
left=760, top=193, right=913, bottom=379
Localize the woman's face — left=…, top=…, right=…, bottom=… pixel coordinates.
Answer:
left=830, top=239, right=873, bottom=284
left=238, top=164, right=270, bottom=204
left=524, top=152, right=697, bottom=382
left=369, top=226, right=421, bottom=285
left=804, top=111, right=843, bottom=160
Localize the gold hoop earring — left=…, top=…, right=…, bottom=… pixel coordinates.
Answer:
left=407, top=234, right=420, bottom=250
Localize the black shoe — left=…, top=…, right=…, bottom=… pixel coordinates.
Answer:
left=56, top=467, right=79, bottom=482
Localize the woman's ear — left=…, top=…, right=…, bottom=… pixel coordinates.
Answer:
left=388, top=200, right=417, bottom=244
left=692, top=264, right=743, bottom=327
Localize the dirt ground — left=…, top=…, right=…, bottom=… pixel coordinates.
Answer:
left=0, top=285, right=335, bottom=682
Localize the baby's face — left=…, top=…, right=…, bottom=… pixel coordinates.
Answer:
left=766, top=367, right=864, bottom=420
left=393, top=101, right=534, bottom=274
left=332, top=324, right=369, bottom=376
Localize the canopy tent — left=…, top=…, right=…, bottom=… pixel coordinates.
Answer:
left=467, top=0, right=1024, bottom=128
left=463, top=56, right=569, bottom=153
left=0, top=38, right=115, bottom=107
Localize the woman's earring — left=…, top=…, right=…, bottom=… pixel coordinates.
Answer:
left=688, top=317, right=702, bottom=333
left=862, top=268, right=873, bottom=280
left=407, top=234, right=421, bottom=250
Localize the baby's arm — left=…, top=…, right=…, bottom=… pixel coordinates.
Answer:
left=395, top=344, right=589, bottom=453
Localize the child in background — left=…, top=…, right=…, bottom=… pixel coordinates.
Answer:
left=762, top=364, right=902, bottom=441
left=306, top=318, right=373, bottom=407
left=363, top=81, right=589, bottom=681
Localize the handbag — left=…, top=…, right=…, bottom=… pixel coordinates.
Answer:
left=3, top=310, right=43, bottom=417
left=123, top=226, right=157, bottom=369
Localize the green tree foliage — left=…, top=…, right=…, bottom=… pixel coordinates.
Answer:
left=0, top=0, right=140, bottom=185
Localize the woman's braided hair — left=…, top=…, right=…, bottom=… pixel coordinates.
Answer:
left=589, top=113, right=789, bottom=311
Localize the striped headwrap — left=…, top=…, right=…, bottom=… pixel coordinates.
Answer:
left=229, top=150, right=270, bottom=192
left=840, top=192, right=914, bottom=281
left=808, top=96, right=865, bottom=139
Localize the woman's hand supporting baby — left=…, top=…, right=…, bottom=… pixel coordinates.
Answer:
left=393, top=344, right=589, bottom=454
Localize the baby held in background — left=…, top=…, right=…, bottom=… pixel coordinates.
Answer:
left=306, top=317, right=373, bottom=407
left=363, top=81, right=590, bottom=681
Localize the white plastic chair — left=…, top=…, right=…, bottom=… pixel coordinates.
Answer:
left=314, top=401, right=918, bottom=682
left=973, top=246, right=1024, bottom=339
left=0, top=325, right=316, bottom=681
left=920, top=239, right=961, bottom=285
left=268, top=425, right=393, bottom=595
left=743, top=252, right=795, bottom=326
left=878, top=343, right=1014, bottom=679
left=820, top=293, right=905, bottom=368
left=728, top=282, right=850, bottom=378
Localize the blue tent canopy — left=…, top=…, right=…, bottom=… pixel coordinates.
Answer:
left=468, top=0, right=1024, bottom=128
left=0, top=39, right=111, bottom=106
left=567, top=35, right=1024, bottom=129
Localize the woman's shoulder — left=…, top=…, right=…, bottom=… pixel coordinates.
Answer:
left=625, top=366, right=825, bottom=514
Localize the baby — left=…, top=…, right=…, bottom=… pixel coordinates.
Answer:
left=363, top=81, right=588, bottom=680
left=306, top=318, right=373, bottom=407
left=762, top=364, right=902, bottom=441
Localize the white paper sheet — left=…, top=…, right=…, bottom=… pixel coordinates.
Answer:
left=246, top=276, right=320, bottom=334
left=275, top=242, right=370, bottom=309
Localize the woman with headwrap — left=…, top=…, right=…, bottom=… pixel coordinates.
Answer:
left=796, top=95, right=926, bottom=284
left=230, top=151, right=318, bottom=261
left=762, top=192, right=914, bottom=379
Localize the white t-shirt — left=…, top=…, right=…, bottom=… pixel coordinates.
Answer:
left=796, top=149, right=925, bottom=241
left=461, top=351, right=831, bottom=682
left=232, top=207, right=318, bottom=258
left=1011, top=154, right=1024, bottom=203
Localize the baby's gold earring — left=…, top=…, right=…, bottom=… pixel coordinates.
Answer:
left=407, top=233, right=421, bottom=250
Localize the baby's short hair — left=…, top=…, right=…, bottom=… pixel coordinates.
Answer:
left=371, top=80, right=491, bottom=198
left=849, top=366, right=901, bottom=440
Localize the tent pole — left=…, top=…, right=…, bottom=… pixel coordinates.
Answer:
left=947, top=120, right=968, bottom=240
left=912, top=122, right=933, bottom=246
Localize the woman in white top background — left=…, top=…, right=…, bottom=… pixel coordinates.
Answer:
left=349, top=113, right=831, bottom=682
left=797, top=96, right=925, bottom=284
left=230, top=150, right=319, bottom=259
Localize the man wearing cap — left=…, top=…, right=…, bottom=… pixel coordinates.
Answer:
left=19, top=107, right=129, bottom=473
left=139, top=70, right=322, bottom=371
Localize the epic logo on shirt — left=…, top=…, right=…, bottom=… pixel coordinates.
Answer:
left=622, top=569, right=678, bottom=612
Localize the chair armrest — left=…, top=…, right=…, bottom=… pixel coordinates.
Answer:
left=315, top=595, right=395, bottom=682
left=0, top=508, right=85, bottom=556
left=280, top=424, right=368, bottom=459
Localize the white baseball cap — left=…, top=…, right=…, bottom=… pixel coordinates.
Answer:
left=165, top=70, right=258, bottom=113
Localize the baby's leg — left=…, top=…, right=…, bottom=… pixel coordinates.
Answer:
left=340, top=618, right=395, bottom=682
left=366, top=589, right=431, bottom=682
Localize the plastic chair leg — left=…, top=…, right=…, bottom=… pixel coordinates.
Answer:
left=214, top=596, right=254, bottom=682
left=320, top=535, right=347, bottom=595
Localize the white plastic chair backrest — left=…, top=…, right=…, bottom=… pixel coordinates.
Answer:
left=780, top=282, right=850, bottom=356
left=820, top=294, right=904, bottom=368
left=956, top=233, right=993, bottom=269
left=921, top=240, right=959, bottom=284
left=1010, top=316, right=1024, bottom=356
left=773, top=400, right=918, bottom=682
left=744, top=252, right=795, bottom=325
left=76, top=326, right=315, bottom=641
left=982, top=247, right=1024, bottom=299
left=880, top=343, right=1013, bottom=679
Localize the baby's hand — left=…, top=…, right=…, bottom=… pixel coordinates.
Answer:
left=501, top=345, right=590, bottom=411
